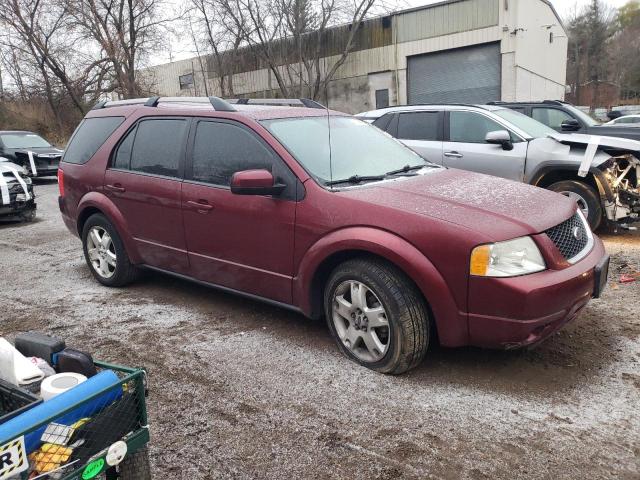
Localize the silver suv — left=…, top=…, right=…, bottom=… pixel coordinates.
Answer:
left=357, top=104, right=640, bottom=230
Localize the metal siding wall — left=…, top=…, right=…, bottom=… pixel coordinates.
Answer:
left=396, top=0, right=499, bottom=43
left=407, top=42, right=501, bottom=104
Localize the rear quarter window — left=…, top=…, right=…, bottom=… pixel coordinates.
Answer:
left=63, top=116, right=124, bottom=164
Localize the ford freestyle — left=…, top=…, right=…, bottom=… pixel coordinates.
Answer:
left=58, top=97, right=609, bottom=374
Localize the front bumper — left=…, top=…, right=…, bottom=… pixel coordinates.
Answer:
left=467, top=235, right=607, bottom=348
left=0, top=199, right=36, bottom=220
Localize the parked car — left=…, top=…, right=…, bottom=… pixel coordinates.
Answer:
left=58, top=97, right=609, bottom=374
left=487, top=100, right=640, bottom=141
left=357, top=104, right=640, bottom=230
left=0, top=160, right=36, bottom=221
left=0, top=130, right=64, bottom=177
left=604, top=114, right=640, bottom=126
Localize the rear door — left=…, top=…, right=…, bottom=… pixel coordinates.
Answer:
left=104, top=117, right=190, bottom=273
left=442, top=110, right=527, bottom=181
left=181, top=118, right=298, bottom=304
left=394, top=111, right=444, bottom=164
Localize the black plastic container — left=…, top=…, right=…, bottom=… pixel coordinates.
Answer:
left=14, top=332, right=66, bottom=365
left=0, top=378, right=42, bottom=424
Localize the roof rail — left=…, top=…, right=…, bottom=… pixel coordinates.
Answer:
left=226, top=98, right=325, bottom=109
left=91, top=96, right=237, bottom=112
left=486, top=100, right=568, bottom=106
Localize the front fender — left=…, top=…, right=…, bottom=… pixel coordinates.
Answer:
left=77, top=192, right=142, bottom=264
left=294, top=227, right=468, bottom=347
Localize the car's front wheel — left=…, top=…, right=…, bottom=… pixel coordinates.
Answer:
left=547, top=180, right=603, bottom=230
left=324, top=258, right=429, bottom=374
left=82, top=213, right=139, bottom=287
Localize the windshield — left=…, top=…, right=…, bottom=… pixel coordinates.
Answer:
left=493, top=109, right=557, bottom=138
left=564, top=104, right=600, bottom=127
left=0, top=133, right=51, bottom=149
left=262, top=116, right=428, bottom=185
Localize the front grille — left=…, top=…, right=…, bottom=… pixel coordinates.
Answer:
left=545, top=213, right=590, bottom=261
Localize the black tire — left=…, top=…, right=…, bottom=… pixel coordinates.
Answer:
left=324, top=258, right=429, bottom=375
left=118, top=447, right=152, bottom=480
left=82, top=213, right=139, bottom=287
left=547, top=180, right=603, bottom=230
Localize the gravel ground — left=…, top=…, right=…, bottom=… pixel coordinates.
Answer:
left=1, top=181, right=639, bottom=479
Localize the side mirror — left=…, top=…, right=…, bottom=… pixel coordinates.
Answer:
left=485, top=130, right=513, bottom=151
left=230, top=169, right=285, bottom=196
left=561, top=119, right=581, bottom=131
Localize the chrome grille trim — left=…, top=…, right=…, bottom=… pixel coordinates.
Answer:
left=545, top=210, right=593, bottom=264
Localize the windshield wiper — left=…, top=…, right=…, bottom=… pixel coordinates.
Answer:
left=325, top=174, right=386, bottom=186
left=385, top=164, right=428, bottom=176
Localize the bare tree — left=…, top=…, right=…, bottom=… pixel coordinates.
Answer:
left=0, top=0, right=92, bottom=117
left=210, top=0, right=385, bottom=100
left=67, top=0, right=174, bottom=98
left=189, top=0, right=246, bottom=97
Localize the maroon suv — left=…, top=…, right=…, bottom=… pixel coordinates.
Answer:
left=58, top=97, right=609, bottom=374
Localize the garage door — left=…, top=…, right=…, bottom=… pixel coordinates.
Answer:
left=407, top=42, right=501, bottom=104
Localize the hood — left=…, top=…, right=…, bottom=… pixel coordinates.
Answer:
left=14, top=147, right=64, bottom=156
left=339, top=169, right=575, bottom=240
left=589, top=124, right=640, bottom=141
left=548, top=133, right=640, bottom=153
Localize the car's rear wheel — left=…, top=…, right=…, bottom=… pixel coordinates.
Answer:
left=82, top=213, right=139, bottom=287
left=324, top=258, right=429, bottom=374
left=547, top=180, right=603, bottom=230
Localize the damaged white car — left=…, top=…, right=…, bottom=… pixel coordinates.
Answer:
left=357, top=104, right=640, bottom=230
left=0, top=158, right=36, bottom=222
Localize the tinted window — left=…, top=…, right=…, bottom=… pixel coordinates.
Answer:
left=130, top=119, right=187, bottom=177
left=532, top=108, right=574, bottom=130
left=398, top=112, right=440, bottom=141
left=64, top=117, right=124, bottom=164
left=113, top=127, right=135, bottom=169
left=372, top=114, right=392, bottom=131
left=449, top=111, right=507, bottom=143
left=192, top=121, right=274, bottom=186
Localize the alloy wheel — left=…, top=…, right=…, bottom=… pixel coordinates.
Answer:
left=86, top=226, right=117, bottom=279
left=331, top=280, right=390, bottom=362
left=559, top=191, right=589, bottom=218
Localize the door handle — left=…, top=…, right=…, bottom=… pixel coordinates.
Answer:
left=444, top=151, right=463, bottom=158
left=187, top=200, right=214, bottom=212
left=105, top=184, right=126, bottom=193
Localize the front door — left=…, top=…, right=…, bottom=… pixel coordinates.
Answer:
left=442, top=110, right=527, bottom=182
left=104, top=117, right=190, bottom=273
left=182, top=119, right=298, bottom=304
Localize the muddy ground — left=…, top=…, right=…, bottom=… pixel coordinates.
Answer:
left=1, top=181, right=639, bottom=479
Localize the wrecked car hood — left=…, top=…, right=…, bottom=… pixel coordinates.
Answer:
left=548, top=133, right=640, bottom=154
left=340, top=169, right=575, bottom=239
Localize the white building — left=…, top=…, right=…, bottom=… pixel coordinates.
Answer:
left=144, top=0, right=568, bottom=113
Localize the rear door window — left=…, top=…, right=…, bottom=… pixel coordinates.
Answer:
left=129, top=119, right=188, bottom=177
left=63, top=117, right=124, bottom=164
left=397, top=112, right=440, bottom=140
left=372, top=114, right=393, bottom=132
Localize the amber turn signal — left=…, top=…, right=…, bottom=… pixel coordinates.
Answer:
left=470, top=245, right=491, bottom=276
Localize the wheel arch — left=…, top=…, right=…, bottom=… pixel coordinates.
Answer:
left=294, top=227, right=468, bottom=347
left=530, top=166, right=613, bottom=202
left=76, top=192, right=142, bottom=264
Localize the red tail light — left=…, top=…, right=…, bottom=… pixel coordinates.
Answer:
left=57, top=169, right=65, bottom=197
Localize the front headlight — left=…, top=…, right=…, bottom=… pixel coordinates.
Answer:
left=470, top=236, right=546, bottom=277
